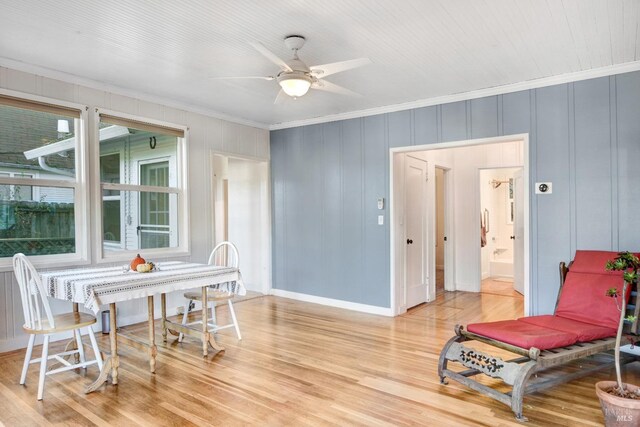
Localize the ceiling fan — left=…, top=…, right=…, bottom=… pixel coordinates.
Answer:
left=214, top=35, right=371, bottom=104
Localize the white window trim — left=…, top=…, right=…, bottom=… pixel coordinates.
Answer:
left=92, top=108, right=190, bottom=263
left=0, top=88, right=90, bottom=271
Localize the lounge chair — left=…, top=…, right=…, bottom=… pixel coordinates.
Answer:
left=437, top=250, right=640, bottom=421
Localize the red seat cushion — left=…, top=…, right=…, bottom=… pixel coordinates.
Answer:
left=555, top=271, right=628, bottom=330
left=518, top=315, right=616, bottom=342
left=467, top=320, right=578, bottom=350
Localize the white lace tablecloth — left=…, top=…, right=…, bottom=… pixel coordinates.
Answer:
left=40, top=261, right=246, bottom=314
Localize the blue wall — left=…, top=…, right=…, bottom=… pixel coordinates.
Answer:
left=270, top=71, right=640, bottom=314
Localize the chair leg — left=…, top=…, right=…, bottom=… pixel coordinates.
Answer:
left=211, top=301, right=217, bottom=326
left=179, top=299, right=191, bottom=343
left=20, top=334, right=35, bottom=385
left=228, top=300, right=241, bottom=340
left=86, top=326, right=103, bottom=371
left=74, top=329, right=86, bottom=366
left=37, top=335, right=50, bottom=401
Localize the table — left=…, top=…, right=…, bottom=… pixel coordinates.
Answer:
left=40, top=261, right=245, bottom=393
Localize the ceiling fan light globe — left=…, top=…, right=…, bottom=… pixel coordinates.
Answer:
left=278, top=75, right=312, bottom=97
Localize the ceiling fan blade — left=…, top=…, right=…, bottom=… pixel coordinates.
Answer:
left=249, top=41, right=293, bottom=72
left=274, top=89, right=288, bottom=105
left=310, top=58, right=371, bottom=78
left=312, top=80, right=362, bottom=97
left=210, top=76, right=274, bottom=80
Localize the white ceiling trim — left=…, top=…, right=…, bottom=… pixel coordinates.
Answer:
left=0, top=56, right=271, bottom=130
left=270, top=61, right=640, bottom=130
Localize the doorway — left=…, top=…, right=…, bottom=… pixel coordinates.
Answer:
left=435, top=167, right=446, bottom=295
left=479, top=167, right=524, bottom=298
left=211, top=153, right=271, bottom=295
left=390, top=134, right=530, bottom=316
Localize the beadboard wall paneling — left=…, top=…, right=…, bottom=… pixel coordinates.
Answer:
left=271, top=70, right=640, bottom=314
left=0, top=66, right=269, bottom=352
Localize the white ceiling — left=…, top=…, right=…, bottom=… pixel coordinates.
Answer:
left=0, top=0, right=639, bottom=128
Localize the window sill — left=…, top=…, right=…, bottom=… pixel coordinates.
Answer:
left=98, top=247, right=191, bottom=265
left=0, top=253, right=90, bottom=273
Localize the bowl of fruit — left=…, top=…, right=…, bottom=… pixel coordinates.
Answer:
left=130, top=254, right=155, bottom=273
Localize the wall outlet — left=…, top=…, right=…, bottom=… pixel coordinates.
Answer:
left=535, top=182, right=552, bottom=194
left=176, top=305, right=185, bottom=315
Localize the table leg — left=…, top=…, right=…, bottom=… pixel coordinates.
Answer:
left=109, top=303, right=119, bottom=384
left=161, top=293, right=167, bottom=343
left=84, top=302, right=117, bottom=393
left=72, top=303, right=80, bottom=363
left=202, top=286, right=208, bottom=356
left=148, top=296, right=157, bottom=373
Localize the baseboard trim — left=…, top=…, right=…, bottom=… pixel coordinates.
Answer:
left=270, top=289, right=394, bottom=317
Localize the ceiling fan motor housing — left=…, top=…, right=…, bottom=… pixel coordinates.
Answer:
left=284, top=35, right=306, bottom=51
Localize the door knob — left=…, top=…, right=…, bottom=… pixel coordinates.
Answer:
left=510, top=235, right=515, bottom=240
left=407, top=239, right=413, bottom=244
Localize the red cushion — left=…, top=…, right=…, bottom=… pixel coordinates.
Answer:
left=518, top=315, right=616, bottom=342
left=555, top=272, right=628, bottom=330
left=467, top=320, right=578, bottom=350
left=569, top=250, right=625, bottom=276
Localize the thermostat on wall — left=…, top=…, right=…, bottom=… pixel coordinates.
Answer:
left=535, top=182, right=552, bottom=194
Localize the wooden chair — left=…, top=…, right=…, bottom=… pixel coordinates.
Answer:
left=437, top=250, right=640, bottom=421
left=179, top=242, right=242, bottom=342
left=13, top=253, right=103, bottom=400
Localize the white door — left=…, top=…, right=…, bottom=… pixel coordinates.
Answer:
left=513, top=168, right=524, bottom=294
left=405, top=156, right=428, bottom=308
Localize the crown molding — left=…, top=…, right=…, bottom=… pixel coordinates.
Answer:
left=269, top=60, right=640, bottom=130
left=4, top=55, right=640, bottom=132
left=0, top=57, right=270, bottom=130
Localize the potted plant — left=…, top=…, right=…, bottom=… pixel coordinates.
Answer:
left=595, top=251, right=640, bottom=426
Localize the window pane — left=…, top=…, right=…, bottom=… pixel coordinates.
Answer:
left=100, top=153, right=120, bottom=197
left=102, top=190, right=177, bottom=253
left=0, top=104, right=77, bottom=183
left=0, top=186, right=75, bottom=257
left=98, top=124, right=177, bottom=188
left=103, top=199, right=121, bottom=243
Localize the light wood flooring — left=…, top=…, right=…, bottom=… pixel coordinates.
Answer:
left=1, top=291, right=638, bottom=426
left=481, top=277, right=523, bottom=298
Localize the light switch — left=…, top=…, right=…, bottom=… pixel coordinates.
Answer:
left=378, top=215, right=384, bottom=225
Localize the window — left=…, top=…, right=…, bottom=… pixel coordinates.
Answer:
left=97, top=111, right=187, bottom=258
left=0, top=92, right=86, bottom=261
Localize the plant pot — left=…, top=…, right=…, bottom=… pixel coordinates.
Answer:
left=595, top=381, right=640, bottom=426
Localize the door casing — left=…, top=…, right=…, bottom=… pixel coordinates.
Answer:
left=390, top=133, right=531, bottom=316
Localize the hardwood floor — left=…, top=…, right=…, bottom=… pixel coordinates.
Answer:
left=481, top=277, right=523, bottom=298
left=0, top=291, right=638, bottom=426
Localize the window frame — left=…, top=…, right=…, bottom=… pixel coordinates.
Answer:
left=92, top=108, right=190, bottom=263
left=0, top=88, right=90, bottom=270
